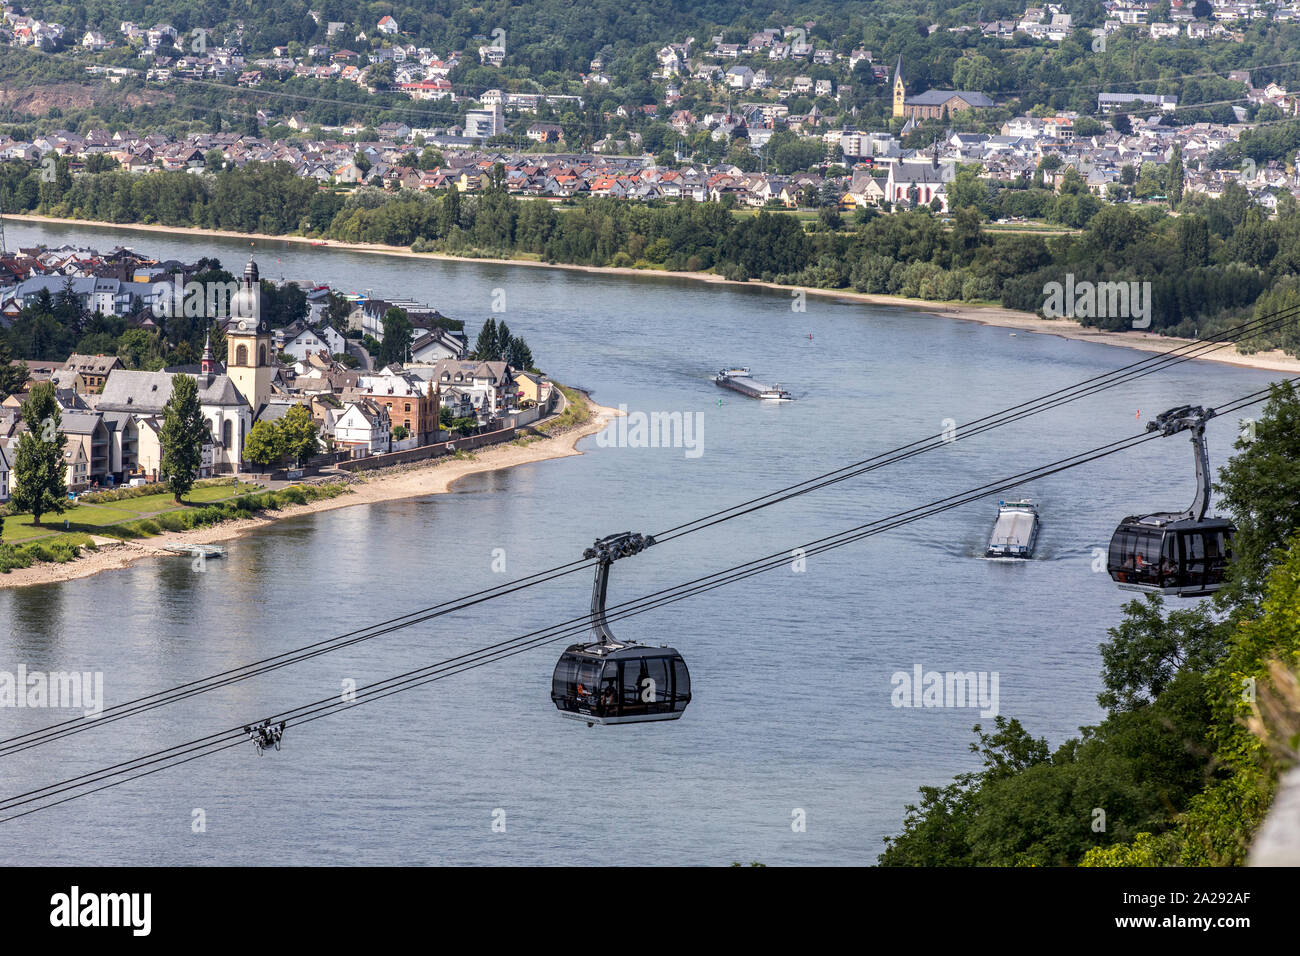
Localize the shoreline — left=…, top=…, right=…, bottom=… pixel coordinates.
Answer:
left=0, top=396, right=621, bottom=590
left=11, top=212, right=1300, bottom=374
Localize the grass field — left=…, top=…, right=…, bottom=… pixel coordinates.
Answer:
left=2, top=482, right=263, bottom=546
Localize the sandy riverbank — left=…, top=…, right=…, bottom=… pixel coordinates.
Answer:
left=13, top=212, right=1300, bottom=374
left=0, top=396, right=621, bottom=590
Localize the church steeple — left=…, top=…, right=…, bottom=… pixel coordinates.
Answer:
left=201, top=330, right=215, bottom=374
left=892, top=55, right=907, bottom=120
left=226, top=250, right=273, bottom=415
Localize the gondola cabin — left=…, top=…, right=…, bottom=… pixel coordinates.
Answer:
left=552, top=530, right=693, bottom=727
left=1105, top=404, right=1236, bottom=598
left=552, top=641, right=691, bottom=726
left=1107, top=516, right=1233, bottom=597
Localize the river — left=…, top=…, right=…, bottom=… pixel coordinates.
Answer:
left=0, top=220, right=1278, bottom=865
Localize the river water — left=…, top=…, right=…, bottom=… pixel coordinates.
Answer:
left=0, top=220, right=1278, bottom=865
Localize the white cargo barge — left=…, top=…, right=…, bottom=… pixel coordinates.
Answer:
left=985, top=499, right=1040, bottom=559
left=714, top=367, right=793, bottom=402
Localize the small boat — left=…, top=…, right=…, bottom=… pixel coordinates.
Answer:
left=985, top=499, right=1039, bottom=559
left=160, top=543, right=227, bottom=558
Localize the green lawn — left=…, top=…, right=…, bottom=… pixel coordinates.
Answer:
left=2, top=482, right=262, bottom=544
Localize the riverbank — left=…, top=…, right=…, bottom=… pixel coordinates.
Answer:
left=13, top=212, right=1300, bottom=374
left=0, top=393, right=619, bottom=590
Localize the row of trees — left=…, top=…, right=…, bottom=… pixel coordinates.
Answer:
left=13, top=151, right=1300, bottom=353
left=471, top=317, right=534, bottom=369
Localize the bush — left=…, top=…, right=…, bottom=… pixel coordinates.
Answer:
left=962, top=274, right=999, bottom=302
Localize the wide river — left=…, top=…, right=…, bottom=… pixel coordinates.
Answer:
left=0, top=220, right=1279, bottom=865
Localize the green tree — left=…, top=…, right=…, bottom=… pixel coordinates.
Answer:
left=278, top=404, right=320, bottom=466
left=378, top=308, right=414, bottom=367
left=0, top=340, right=27, bottom=398
left=243, top=420, right=283, bottom=468
left=473, top=318, right=499, bottom=360
left=506, top=335, right=534, bottom=370
left=159, top=375, right=206, bottom=503
left=1097, top=595, right=1225, bottom=712
left=1215, top=381, right=1300, bottom=610
left=10, top=382, right=67, bottom=526
left=1167, top=145, right=1184, bottom=207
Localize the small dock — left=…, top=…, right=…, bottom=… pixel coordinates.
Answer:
left=159, top=543, right=227, bottom=558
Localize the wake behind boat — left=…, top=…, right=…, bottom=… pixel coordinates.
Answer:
left=715, top=367, right=793, bottom=402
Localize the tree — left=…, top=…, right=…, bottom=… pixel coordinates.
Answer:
left=391, top=424, right=409, bottom=441
left=1215, top=381, right=1300, bottom=610
left=506, top=335, right=533, bottom=370
left=1097, top=595, right=1225, bottom=712
left=10, top=382, right=67, bottom=526
left=116, top=328, right=156, bottom=369
left=1167, top=145, right=1184, bottom=207
left=440, top=186, right=461, bottom=234
left=0, top=341, right=27, bottom=398
left=326, top=291, right=353, bottom=334
left=378, top=308, right=414, bottom=367
left=473, top=318, right=499, bottom=360
left=243, top=420, right=283, bottom=468
left=278, top=404, right=320, bottom=467
left=159, top=375, right=206, bottom=503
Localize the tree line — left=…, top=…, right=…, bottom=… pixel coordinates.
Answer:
left=10, top=155, right=1300, bottom=354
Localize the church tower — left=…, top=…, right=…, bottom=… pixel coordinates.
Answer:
left=225, top=254, right=273, bottom=415
left=892, top=56, right=906, bottom=119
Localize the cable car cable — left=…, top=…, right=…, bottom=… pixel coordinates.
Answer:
left=3, top=377, right=1286, bottom=821
left=2, top=308, right=1297, bottom=758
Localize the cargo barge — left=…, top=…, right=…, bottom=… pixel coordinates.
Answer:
left=714, top=367, right=793, bottom=402
left=985, top=499, right=1040, bottom=559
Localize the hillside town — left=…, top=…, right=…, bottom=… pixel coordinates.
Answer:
left=0, top=248, right=552, bottom=497
left=3, top=3, right=1300, bottom=217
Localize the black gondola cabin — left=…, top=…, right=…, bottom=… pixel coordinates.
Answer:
left=552, top=642, right=691, bottom=726
left=1106, top=405, right=1236, bottom=598
left=551, top=531, right=692, bottom=726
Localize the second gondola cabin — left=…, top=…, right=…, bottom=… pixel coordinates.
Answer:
left=1108, top=515, right=1233, bottom=597
left=1106, top=404, right=1235, bottom=598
